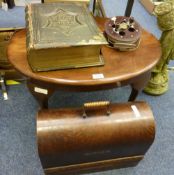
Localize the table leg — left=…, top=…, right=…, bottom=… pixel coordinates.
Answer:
left=128, top=88, right=139, bottom=101
left=0, top=72, right=8, bottom=100
left=128, top=71, right=151, bottom=101
left=27, top=80, right=55, bottom=109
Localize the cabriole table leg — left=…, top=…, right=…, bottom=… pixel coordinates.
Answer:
left=128, top=71, right=151, bottom=101
left=27, top=79, right=55, bottom=109
left=128, top=88, right=139, bottom=101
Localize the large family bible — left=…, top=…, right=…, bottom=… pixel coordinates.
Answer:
left=25, top=2, right=107, bottom=72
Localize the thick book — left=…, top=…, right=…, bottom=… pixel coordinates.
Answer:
left=25, top=2, right=107, bottom=72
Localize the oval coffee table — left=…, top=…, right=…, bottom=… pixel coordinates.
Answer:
left=7, top=18, right=161, bottom=108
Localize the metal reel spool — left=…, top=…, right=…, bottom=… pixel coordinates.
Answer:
left=104, top=16, right=142, bottom=51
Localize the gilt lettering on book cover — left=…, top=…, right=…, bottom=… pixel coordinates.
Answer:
left=26, top=2, right=107, bottom=72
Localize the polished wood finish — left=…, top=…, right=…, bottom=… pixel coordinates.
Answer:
left=37, top=101, right=155, bottom=174
left=45, top=156, right=143, bottom=175
left=7, top=18, right=161, bottom=108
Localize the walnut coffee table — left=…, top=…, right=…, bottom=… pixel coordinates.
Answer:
left=7, top=18, right=161, bottom=108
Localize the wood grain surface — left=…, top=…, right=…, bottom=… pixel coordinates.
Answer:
left=37, top=101, right=155, bottom=174
left=7, top=17, right=161, bottom=86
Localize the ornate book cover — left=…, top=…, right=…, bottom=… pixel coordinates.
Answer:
left=25, top=2, right=107, bottom=72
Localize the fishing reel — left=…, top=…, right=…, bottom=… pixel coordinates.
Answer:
left=104, top=16, right=142, bottom=51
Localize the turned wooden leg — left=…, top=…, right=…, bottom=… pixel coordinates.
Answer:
left=128, top=71, right=151, bottom=101
left=27, top=79, right=55, bottom=109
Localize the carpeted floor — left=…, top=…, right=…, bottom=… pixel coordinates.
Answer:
left=0, top=1, right=174, bottom=175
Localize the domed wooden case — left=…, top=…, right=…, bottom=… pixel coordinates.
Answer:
left=37, top=101, right=155, bottom=175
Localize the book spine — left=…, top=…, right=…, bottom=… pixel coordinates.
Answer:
left=25, top=4, right=34, bottom=52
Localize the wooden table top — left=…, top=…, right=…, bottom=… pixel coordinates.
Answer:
left=7, top=18, right=161, bottom=87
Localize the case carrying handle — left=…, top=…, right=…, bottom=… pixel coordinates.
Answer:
left=82, top=101, right=111, bottom=118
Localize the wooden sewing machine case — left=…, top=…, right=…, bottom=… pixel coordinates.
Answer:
left=37, top=101, right=155, bottom=175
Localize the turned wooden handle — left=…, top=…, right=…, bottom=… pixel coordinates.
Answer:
left=83, top=101, right=110, bottom=118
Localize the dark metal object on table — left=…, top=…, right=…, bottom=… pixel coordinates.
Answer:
left=125, top=0, right=134, bottom=17
left=104, top=16, right=142, bottom=51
